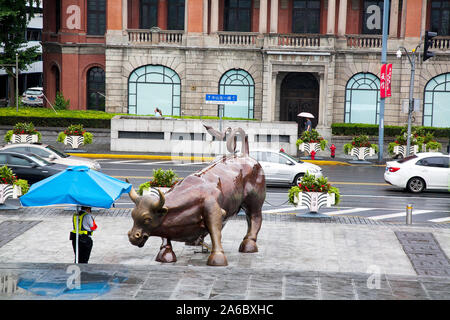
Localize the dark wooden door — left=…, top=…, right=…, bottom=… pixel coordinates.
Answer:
left=280, top=73, right=319, bottom=134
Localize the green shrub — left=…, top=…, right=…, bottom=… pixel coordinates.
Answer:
left=332, top=123, right=450, bottom=138
left=138, top=168, right=179, bottom=195
left=14, top=179, right=30, bottom=195
left=53, top=92, right=70, bottom=110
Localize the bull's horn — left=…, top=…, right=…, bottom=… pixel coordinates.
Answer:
left=125, top=178, right=140, bottom=204
left=152, top=188, right=166, bottom=211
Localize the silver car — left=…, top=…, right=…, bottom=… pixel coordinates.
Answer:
left=22, top=87, right=44, bottom=106
left=0, top=143, right=101, bottom=170
left=249, top=149, right=322, bottom=186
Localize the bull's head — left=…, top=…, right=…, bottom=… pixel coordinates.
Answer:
left=126, top=180, right=168, bottom=248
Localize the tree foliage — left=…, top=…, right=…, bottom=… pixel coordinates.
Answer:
left=0, top=0, right=41, bottom=102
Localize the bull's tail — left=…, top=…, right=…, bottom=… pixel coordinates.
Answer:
left=203, top=124, right=249, bottom=156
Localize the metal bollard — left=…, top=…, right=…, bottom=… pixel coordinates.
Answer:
left=406, top=204, right=413, bottom=225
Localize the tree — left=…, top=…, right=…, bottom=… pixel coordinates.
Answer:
left=0, top=0, right=41, bottom=106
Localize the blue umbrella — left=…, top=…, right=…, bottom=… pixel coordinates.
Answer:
left=19, top=165, right=132, bottom=264
left=20, top=165, right=131, bottom=208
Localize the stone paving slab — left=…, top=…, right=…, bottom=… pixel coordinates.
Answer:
left=1, top=263, right=450, bottom=300
left=0, top=208, right=449, bottom=300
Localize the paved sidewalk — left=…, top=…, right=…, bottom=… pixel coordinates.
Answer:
left=0, top=208, right=449, bottom=300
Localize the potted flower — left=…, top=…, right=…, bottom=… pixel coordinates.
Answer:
left=3, top=122, right=42, bottom=144
left=0, top=165, right=29, bottom=204
left=419, top=132, right=442, bottom=152
left=57, top=124, right=93, bottom=149
left=388, top=128, right=420, bottom=158
left=343, top=135, right=379, bottom=160
left=138, top=168, right=179, bottom=195
left=288, top=172, right=340, bottom=213
left=296, top=129, right=328, bottom=156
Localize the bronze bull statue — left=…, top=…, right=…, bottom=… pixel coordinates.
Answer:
left=127, top=127, right=266, bottom=266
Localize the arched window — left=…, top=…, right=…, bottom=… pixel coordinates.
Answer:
left=344, top=73, right=380, bottom=124
left=128, top=65, right=181, bottom=116
left=423, top=73, right=450, bottom=127
left=87, top=67, right=105, bottom=111
left=219, top=69, right=255, bottom=119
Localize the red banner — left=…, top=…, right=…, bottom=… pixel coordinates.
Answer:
left=386, top=64, right=392, bottom=97
left=380, top=64, right=386, bottom=98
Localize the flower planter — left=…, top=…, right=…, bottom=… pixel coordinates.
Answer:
left=11, top=134, right=39, bottom=144
left=142, top=187, right=170, bottom=195
left=64, top=135, right=85, bottom=149
left=393, top=145, right=419, bottom=158
left=298, top=142, right=322, bottom=155
left=293, top=191, right=335, bottom=213
left=348, top=147, right=376, bottom=161
left=0, top=184, right=21, bottom=204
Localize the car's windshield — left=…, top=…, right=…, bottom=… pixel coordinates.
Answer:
left=397, top=155, right=418, bottom=163
left=28, top=154, right=52, bottom=166
left=45, top=145, right=69, bottom=158
left=281, top=151, right=303, bottom=164
left=25, top=90, right=42, bottom=95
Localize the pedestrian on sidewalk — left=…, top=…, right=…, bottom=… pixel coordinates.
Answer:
left=304, top=118, right=312, bottom=132
left=70, top=206, right=97, bottom=263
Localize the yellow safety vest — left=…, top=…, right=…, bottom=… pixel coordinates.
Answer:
left=71, top=212, right=92, bottom=236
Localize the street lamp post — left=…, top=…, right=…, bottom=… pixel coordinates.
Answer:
left=396, top=44, right=420, bottom=156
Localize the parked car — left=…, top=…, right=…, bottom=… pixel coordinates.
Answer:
left=0, top=151, right=68, bottom=184
left=0, top=143, right=101, bottom=170
left=384, top=152, right=450, bottom=193
left=22, top=87, right=44, bottom=106
left=249, top=149, right=322, bottom=186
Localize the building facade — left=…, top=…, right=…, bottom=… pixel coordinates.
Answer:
left=42, top=0, right=450, bottom=136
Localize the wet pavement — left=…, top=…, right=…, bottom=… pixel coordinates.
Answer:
left=0, top=207, right=449, bottom=300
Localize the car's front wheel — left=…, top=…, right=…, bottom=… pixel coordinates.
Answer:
left=407, top=177, right=425, bottom=193
left=293, top=173, right=304, bottom=186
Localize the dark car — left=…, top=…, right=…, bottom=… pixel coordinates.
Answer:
left=0, top=151, right=68, bottom=185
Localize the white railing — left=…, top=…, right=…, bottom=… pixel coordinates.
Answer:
left=217, top=32, right=259, bottom=46
left=346, top=34, right=382, bottom=49
left=267, top=33, right=321, bottom=47
left=431, top=36, right=450, bottom=50
left=127, top=29, right=183, bottom=45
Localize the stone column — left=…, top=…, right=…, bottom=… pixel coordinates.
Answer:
left=211, top=0, right=219, bottom=33
left=259, top=0, right=268, bottom=33
left=122, top=0, right=127, bottom=31
left=337, top=0, right=347, bottom=36
left=270, top=0, right=278, bottom=33
left=318, top=72, right=325, bottom=127
left=400, top=0, right=407, bottom=38
left=203, top=0, right=209, bottom=33
left=327, top=0, right=336, bottom=34
left=420, top=0, right=427, bottom=37
left=389, top=0, right=399, bottom=38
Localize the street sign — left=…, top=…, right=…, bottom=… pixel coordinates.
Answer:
left=205, top=94, right=237, bottom=104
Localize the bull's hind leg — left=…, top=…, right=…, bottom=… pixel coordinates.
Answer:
left=204, top=200, right=228, bottom=266
left=156, top=238, right=177, bottom=263
left=239, top=191, right=264, bottom=253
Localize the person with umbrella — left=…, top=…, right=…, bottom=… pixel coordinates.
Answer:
left=70, top=206, right=97, bottom=263
left=297, top=112, right=314, bottom=133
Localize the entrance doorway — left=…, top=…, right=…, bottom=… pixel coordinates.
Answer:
left=280, top=72, right=319, bottom=135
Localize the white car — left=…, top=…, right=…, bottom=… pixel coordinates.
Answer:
left=22, top=87, right=44, bottom=106
left=249, top=149, right=322, bottom=186
left=0, top=143, right=101, bottom=170
left=384, top=152, right=450, bottom=193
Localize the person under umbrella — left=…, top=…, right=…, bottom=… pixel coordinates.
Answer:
left=70, top=206, right=97, bottom=263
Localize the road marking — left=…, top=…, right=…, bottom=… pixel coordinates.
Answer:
left=428, top=217, right=450, bottom=223
left=368, top=210, right=434, bottom=220
left=329, top=182, right=389, bottom=186
left=325, top=208, right=373, bottom=216
left=342, top=194, right=450, bottom=201
left=262, top=206, right=307, bottom=214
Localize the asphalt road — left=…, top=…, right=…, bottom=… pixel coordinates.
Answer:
left=97, top=158, right=450, bottom=224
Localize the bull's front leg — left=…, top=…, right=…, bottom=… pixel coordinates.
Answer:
left=156, top=238, right=177, bottom=263
left=204, top=200, right=227, bottom=266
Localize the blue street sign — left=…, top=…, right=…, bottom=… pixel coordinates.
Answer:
left=205, top=94, right=237, bottom=104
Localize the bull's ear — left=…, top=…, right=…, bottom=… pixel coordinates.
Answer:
left=157, top=207, right=168, bottom=217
